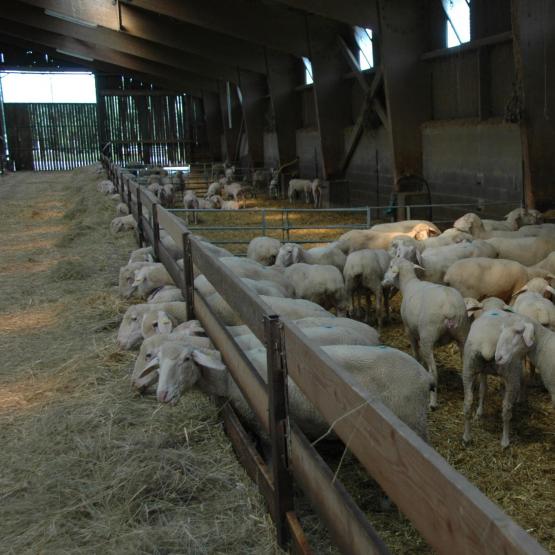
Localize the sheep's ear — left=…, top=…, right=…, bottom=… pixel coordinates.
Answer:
left=522, top=322, right=535, bottom=347
left=546, top=273, right=555, bottom=282
left=134, top=358, right=160, bottom=388
left=415, top=250, right=424, bottom=266
left=412, top=264, right=425, bottom=271
left=546, top=285, right=555, bottom=296
left=502, top=305, right=514, bottom=312
left=511, top=286, right=527, bottom=298
left=192, top=349, right=226, bottom=370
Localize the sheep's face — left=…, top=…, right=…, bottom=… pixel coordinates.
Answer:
left=132, top=342, right=163, bottom=389
left=382, top=261, right=401, bottom=288
left=464, top=298, right=483, bottom=320
left=453, top=213, right=480, bottom=234
left=141, top=311, right=173, bottom=339
left=392, top=242, right=422, bottom=265
left=156, top=345, right=202, bottom=404
left=119, top=268, right=137, bottom=296
left=495, top=320, right=535, bottom=366
left=275, top=244, right=299, bottom=267
left=117, top=307, right=143, bottom=350
left=514, top=278, right=555, bottom=299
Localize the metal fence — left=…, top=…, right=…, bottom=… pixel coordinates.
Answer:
left=102, top=154, right=547, bottom=555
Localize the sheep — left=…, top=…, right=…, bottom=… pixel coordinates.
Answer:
left=388, top=229, right=473, bottom=256
left=97, top=180, right=115, bottom=194
left=408, top=240, right=498, bottom=284
left=484, top=237, right=555, bottom=266
left=480, top=208, right=528, bottom=231
left=444, top=258, right=552, bottom=302
left=382, top=257, right=469, bottom=408
left=511, top=277, right=555, bottom=299
left=371, top=220, right=440, bottom=238
left=343, top=249, right=391, bottom=326
left=118, top=261, right=155, bottom=297
left=116, top=202, right=129, bottom=217
left=462, top=311, right=532, bottom=448
left=159, top=183, right=175, bottom=208
left=206, top=181, right=223, bottom=198
left=159, top=231, right=181, bottom=260
left=268, top=169, right=279, bottom=199
left=129, top=247, right=154, bottom=264
left=495, top=316, right=555, bottom=407
left=141, top=310, right=182, bottom=338
left=281, top=263, right=348, bottom=315
left=241, top=278, right=289, bottom=298
left=288, top=178, right=319, bottom=204
left=197, top=196, right=220, bottom=210
left=147, top=342, right=433, bottom=441
left=131, top=333, right=214, bottom=389
left=274, top=243, right=346, bottom=272
left=110, top=214, right=137, bottom=234
left=128, top=263, right=174, bottom=299
left=517, top=223, right=555, bottom=237
left=512, top=292, right=555, bottom=330
left=223, top=182, right=249, bottom=208
left=529, top=251, right=555, bottom=274
left=183, top=190, right=200, bottom=224
left=147, top=285, right=184, bottom=303
left=220, top=199, right=240, bottom=210
left=306, top=179, right=322, bottom=208
left=117, top=302, right=187, bottom=350
left=224, top=165, right=235, bottom=182
left=453, top=213, right=529, bottom=239
left=464, top=297, right=509, bottom=321
left=247, top=237, right=281, bottom=266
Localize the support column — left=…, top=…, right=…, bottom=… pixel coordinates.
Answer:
left=377, top=0, right=431, bottom=186
left=511, top=0, right=555, bottom=209
left=265, top=50, right=301, bottom=166
left=239, top=70, right=267, bottom=167
left=218, top=81, right=243, bottom=163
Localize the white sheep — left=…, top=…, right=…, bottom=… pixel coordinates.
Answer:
left=495, top=316, right=555, bottom=407
left=444, top=258, right=552, bottom=302
left=305, top=179, right=322, bottom=208
left=119, top=261, right=155, bottom=297
left=371, top=220, right=440, bottom=238
left=206, top=181, right=223, bottom=198
left=128, top=263, right=174, bottom=299
left=288, top=178, right=318, bottom=204
left=117, top=302, right=187, bottom=350
left=147, top=285, right=184, bottom=303
left=336, top=226, right=433, bottom=254
left=282, top=263, right=348, bottom=315
left=512, top=292, right=555, bottom=330
left=246, top=237, right=281, bottom=266
left=116, top=202, right=129, bottom=217
left=129, top=247, right=154, bottom=264
left=464, top=297, right=510, bottom=320
left=462, top=311, right=532, bottom=447
left=110, top=214, right=137, bottom=234
left=383, top=257, right=469, bottom=408
left=183, top=190, right=200, bottom=224
left=142, top=310, right=180, bottom=338
left=159, top=182, right=175, bottom=208
left=97, top=179, right=115, bottom=194
left=274, top=243, right=346, bottom=272
left=485, top=236, right=555, bottom=266
left=143, top=343, right=433, bottom=441
left=223, top=182, right=249, bottom=208
left=343, top=249, right=391, bottom=326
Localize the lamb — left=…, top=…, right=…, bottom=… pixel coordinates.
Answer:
left=129, top=247, right=154, bottom=264
left=131, top=333, right=214, bottom=389
left=183, top=190, right=200, bottom=224
left=485, top=236, right=555, bottom=266
left=413, top=240, right=498, bottom=284
left=495, top=316, right=555, bottom=407
left=281, top=263, right=348, bottom=315
left=246, top=237, right=281, bottom=266
left=382, top=257, right=469, bottom=408
left=223, top=182, right=248, bottom=208
left=97, top=180, right=115, bottom=194
left=116, top=202, right=129, bottom=217
left=117, top=302, right=187, bottom=349
left=147, top=285, right=184, bottom=303
left=274, top=243, right=346, bottom=272
left=371, top=220, right=440, bottom=238
left=462, top=311, right=531, bottom=447
left=512, top=292, right=555, bottom=330
left=118, top=261, right=155, bottom=297
left=128, top=263, right=174, bottom=299
left=343, top=249, right=391, bottom=326
left=110, top=214, right=137, bottom=234
left=288, top=178, right=319, bottom=204
left=142, top=342, right=433, bottom=441
left=444, top=258, right=552, bottom=302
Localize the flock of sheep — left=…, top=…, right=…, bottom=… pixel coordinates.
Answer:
left=100, top=172, right=555, bottom=450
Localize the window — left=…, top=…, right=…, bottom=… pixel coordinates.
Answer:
left=0, top=71, right=96, bottom=103
left=302, top=57, right=313, bottom=85
left=354, top=27, right=374, bottom=70
left=443, top=0, right=470, bottom=47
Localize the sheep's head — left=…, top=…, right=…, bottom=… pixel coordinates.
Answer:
left=453, top=213, right=482, bottom=235
left=412, top=223, right=438, bottom=240
left=117, top=306, right=144, bottom=350
left=141, top=310, right=174, bottom=339
left=390, top=240, right=422, bottom=265
left=382, top=259, right=401, bottom=288
left=275, top=243, right=300, bottom=267
left=495, top=319, right=535, bottom=366
left=138, top=344, right=225, bottom=404
left=513, top=277, right=555, bottom=299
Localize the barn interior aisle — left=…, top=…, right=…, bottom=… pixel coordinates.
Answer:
left=0, top=168, right=279, bottom=554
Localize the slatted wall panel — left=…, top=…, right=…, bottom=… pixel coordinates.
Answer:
left=5, top=103, right=99, bottom=170
left=101, top=94, right=190, bottom=166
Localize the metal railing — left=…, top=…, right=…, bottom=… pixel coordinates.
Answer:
left=102, top=154, right=548, bottom=555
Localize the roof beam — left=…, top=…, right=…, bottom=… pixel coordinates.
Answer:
left=10, top=1, right=238, bottom=83
left=0, top=19, right=218, bottom=95
left=119, top=0, right=311, bottom=56
left=270, top=0, right=378, bottom=30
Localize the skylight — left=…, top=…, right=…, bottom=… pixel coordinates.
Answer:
left=354, top=27, right=374, bottom=70
left=443, top=0, right=470, bottom=47
left=302, top=57, right=313, bottom=85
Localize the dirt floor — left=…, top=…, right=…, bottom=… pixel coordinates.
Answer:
left=1, top=168, right=553, bottom=554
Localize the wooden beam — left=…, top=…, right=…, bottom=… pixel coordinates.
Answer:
left=0, top=19, right=216, bottom=95
left=119, top=0, right=310, bottom=56
left=511, top=0, right=555, bottom=210
left=10, top=1, right=237, bottom=83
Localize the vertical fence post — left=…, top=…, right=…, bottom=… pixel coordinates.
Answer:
left=183, top=232, right=195, bottom=321
left=136, top=186, right=145, bottom=248
left=120, top=171, right=126, bottom=202
left=126, top=177, right=132, bottom=212
left=366, top=206, right=371, bottom=228
left=152, top=203, right=161, bottom=262
left=285, top=210, right=290, bottom=242
left=264, top=314, right=294, bottom=548
left=406, top=205, right=411, bottom=220
left=262, top=209, right=267, bottom=236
